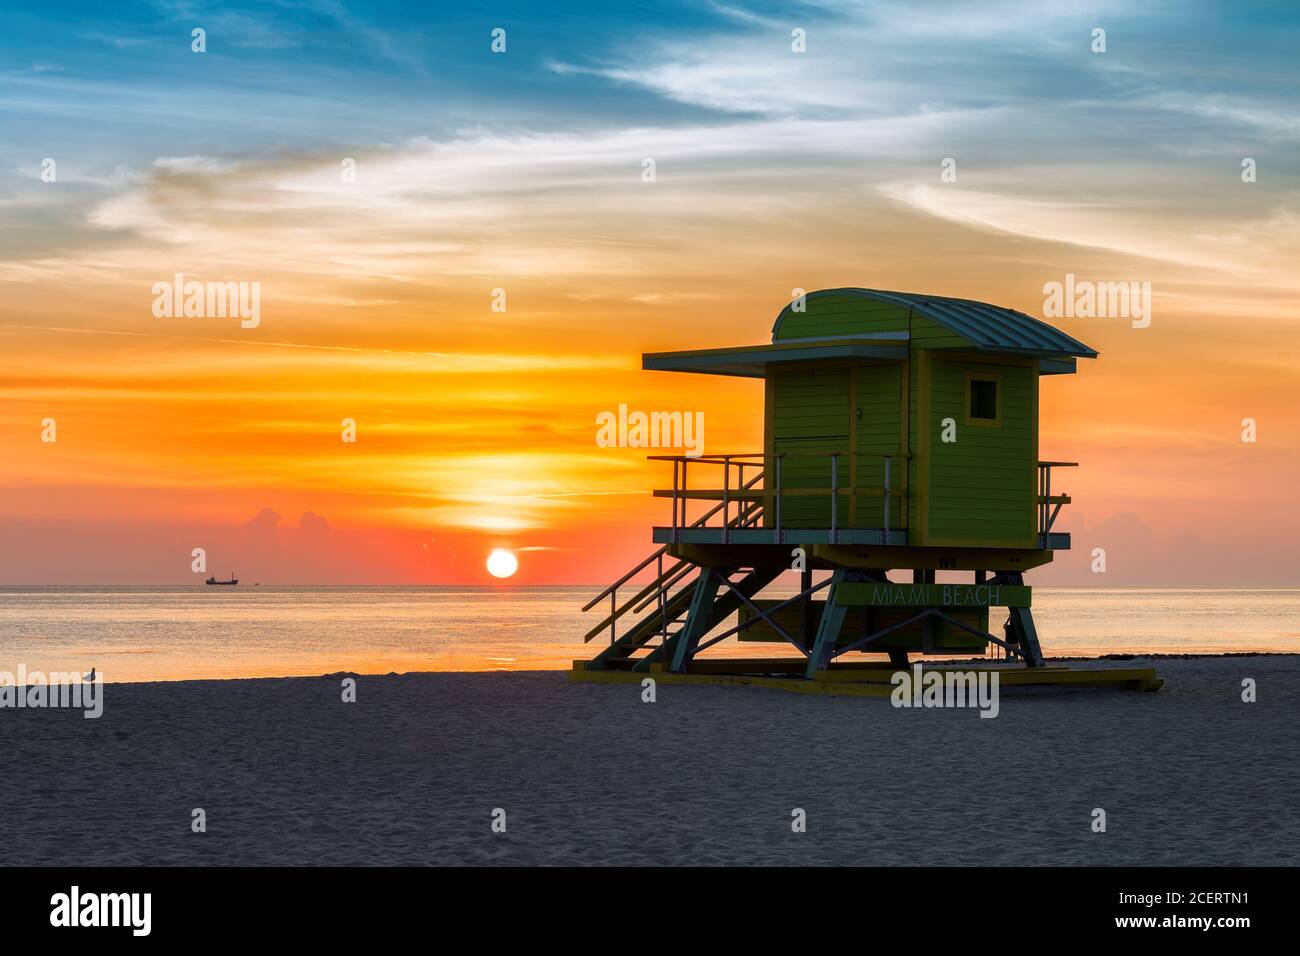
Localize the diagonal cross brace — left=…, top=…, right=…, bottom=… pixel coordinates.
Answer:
left=664, top=565, right=784, bottom=673
left=704, top=574, right=820, bottom=655
left=693, top=576, right=833, bottom=656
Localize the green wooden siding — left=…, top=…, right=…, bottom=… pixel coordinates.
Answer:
left=924, top=356, right=1036, bottom=545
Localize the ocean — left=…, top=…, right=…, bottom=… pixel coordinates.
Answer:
left=1, top=586, right=1296, bottom=683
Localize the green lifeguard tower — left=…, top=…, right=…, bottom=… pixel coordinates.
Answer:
left=573, top=289, right=1161, bottom=694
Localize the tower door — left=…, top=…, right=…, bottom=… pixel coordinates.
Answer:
left=852, top=363, right=904, bottom=531
left=769, top=365, right=850, bottom=528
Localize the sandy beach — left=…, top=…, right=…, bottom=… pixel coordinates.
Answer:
left=3, top=655, right=1296, bottom=866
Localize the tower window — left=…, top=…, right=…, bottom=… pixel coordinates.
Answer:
left=969, top=378, right=998, bottom=421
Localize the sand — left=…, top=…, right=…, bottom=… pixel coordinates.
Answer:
left=2, top=655, right=1296, bottom=866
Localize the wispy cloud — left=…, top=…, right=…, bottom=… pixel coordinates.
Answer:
left=877, top=179, right=1300, bottom=288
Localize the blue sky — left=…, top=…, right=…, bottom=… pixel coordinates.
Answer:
left=3, top=1, right=734, bottom=161
left=5, top=1, right=1298, bottom=164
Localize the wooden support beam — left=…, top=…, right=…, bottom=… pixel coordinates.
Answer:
left=804, top=569, right=850, bottom=679
left=663, top=565, right=786, bottom=673
left=998, top=570, right=1045, bottom=666
left=668, top=570, right=722, bottom=673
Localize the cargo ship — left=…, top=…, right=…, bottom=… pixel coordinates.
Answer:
left=205, top=574, right=238, bottom=586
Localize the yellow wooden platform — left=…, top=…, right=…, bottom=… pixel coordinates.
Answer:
left=569, top=658, right=1162, bottom=695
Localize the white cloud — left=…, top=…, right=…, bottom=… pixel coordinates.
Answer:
left=153, top=155, right=244, bottom=175
left=878, top=179, right=1300, bottom=288
left=549, top=0, right=1137, bottom=118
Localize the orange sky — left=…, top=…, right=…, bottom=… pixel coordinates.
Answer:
left=3, top=221, right=1297, bottom=586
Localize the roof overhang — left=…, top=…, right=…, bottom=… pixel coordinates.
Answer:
left=930, top=347, right=1082, bottom=371
left=1038, top=357, right=1077, bottom=375
left=643, top=337, right=908, bottom=378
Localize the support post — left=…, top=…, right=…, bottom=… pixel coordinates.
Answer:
left=722, top=456, right=730, bottom=544
left=671, top=459, right=679, bottom=544
left=668, top=568, right=723, bottom=673
left=800, top=565, right=813, bottom=645
left=657, top=552, right=666, bottom=645
left=680, top=458, right=687, bottom=542
left=804, top=569, right=849, bottom=679
left=1000, top=570, right=1045, bottom=666
left=774, top=455, right=783, bottom=544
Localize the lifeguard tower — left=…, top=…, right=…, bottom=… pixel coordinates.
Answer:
left=573, top=289, right=1161, bottom=694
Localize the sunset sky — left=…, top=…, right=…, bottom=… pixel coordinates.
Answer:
left=2, top=1, right=1297, bottom=585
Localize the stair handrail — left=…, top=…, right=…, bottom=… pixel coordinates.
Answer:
left=581, top=469, right=765, bottom=612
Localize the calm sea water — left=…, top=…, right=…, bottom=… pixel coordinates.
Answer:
left=1, top=586, right=1296, bottom=683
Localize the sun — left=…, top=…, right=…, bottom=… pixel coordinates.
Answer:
left=486, top=548, right=519, bottom=579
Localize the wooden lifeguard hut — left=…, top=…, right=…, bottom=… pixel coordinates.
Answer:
left=573, top=289, right=1161, bottom=694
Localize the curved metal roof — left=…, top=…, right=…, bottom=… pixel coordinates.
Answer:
left=772, top=288, right=1098, bottom=358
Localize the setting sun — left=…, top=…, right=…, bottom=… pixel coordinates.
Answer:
left=486, top=548, right=519, bottom=579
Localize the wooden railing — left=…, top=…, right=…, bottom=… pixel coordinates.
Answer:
left=1037, top=460, right=1076, bottom=546
left=648, top=451, right=906, bottom=545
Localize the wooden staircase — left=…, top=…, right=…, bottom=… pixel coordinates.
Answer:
left=581, top=471, right=765, bottom=670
